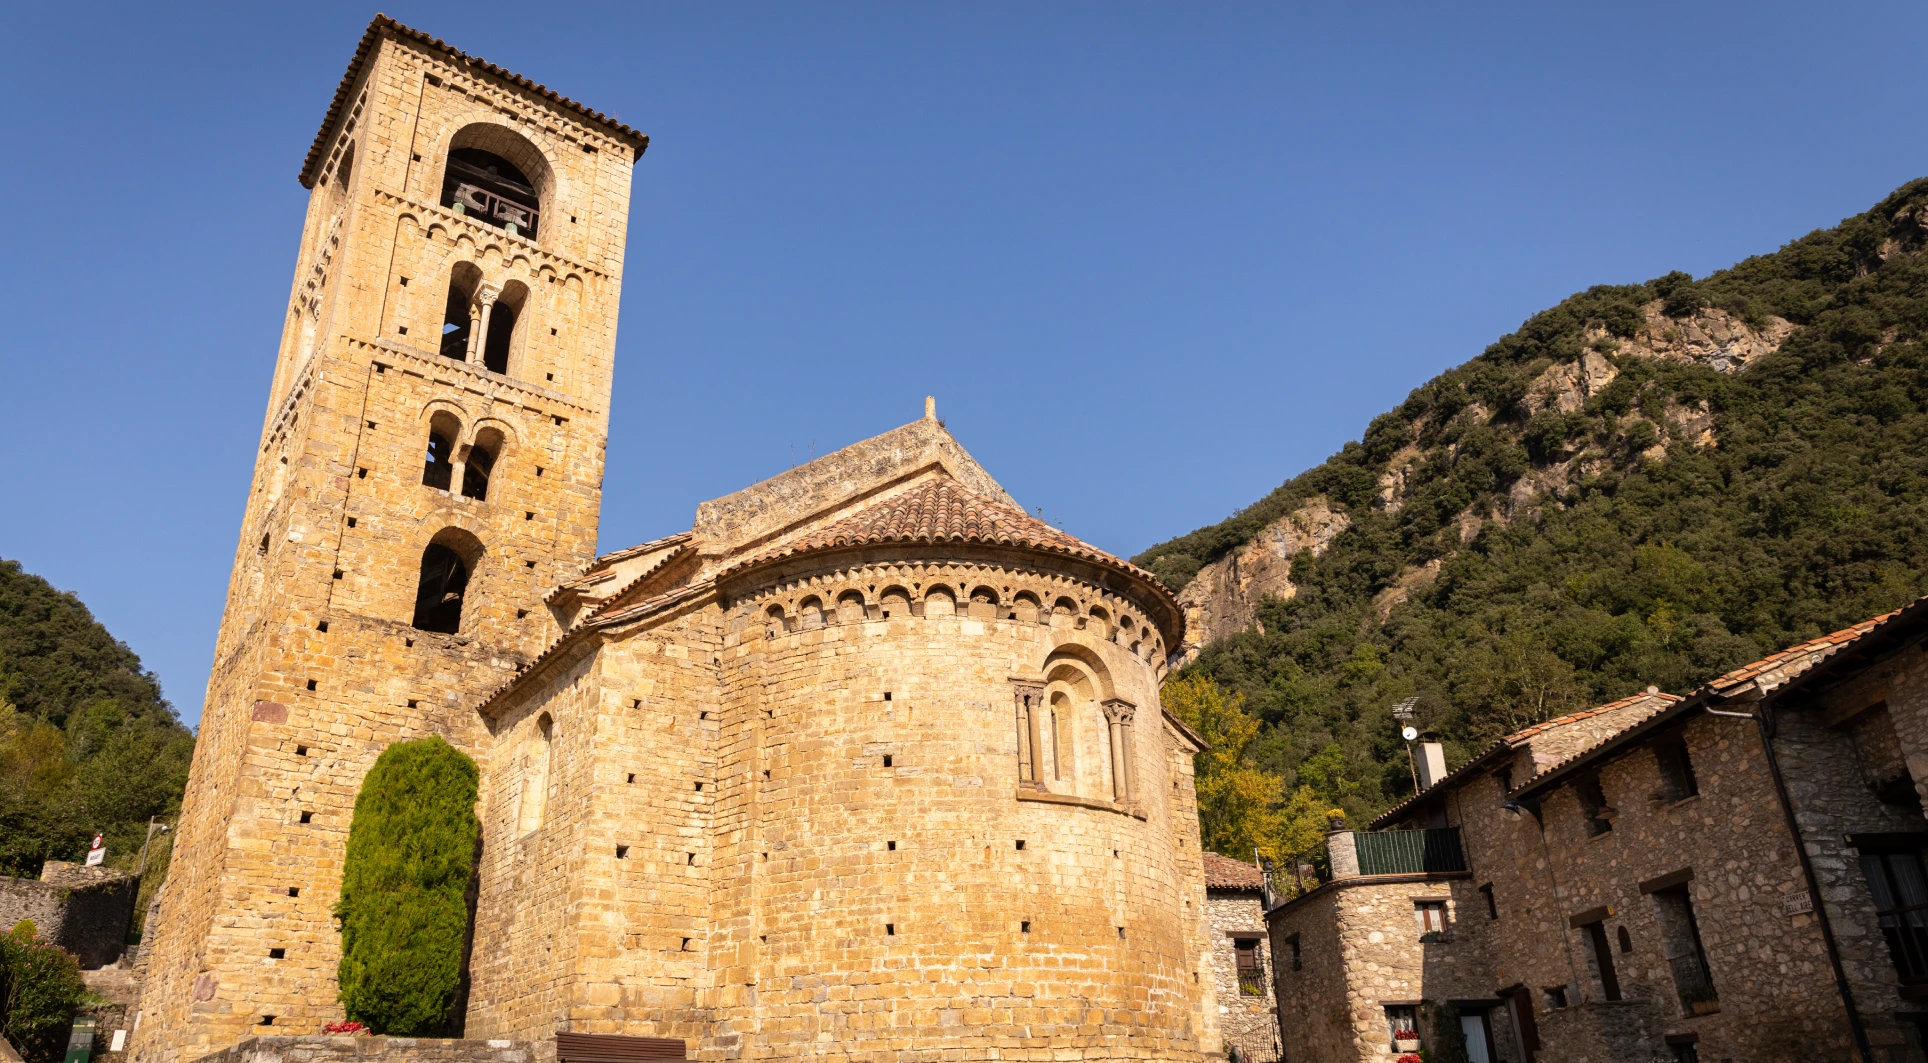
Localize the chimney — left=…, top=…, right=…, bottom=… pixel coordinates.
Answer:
left=924, top=396, right=937, bottom=421
left=1416, top=741, right=1448, bottom=791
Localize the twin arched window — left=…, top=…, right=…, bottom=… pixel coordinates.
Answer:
left=438, top=265, right=526, bottom=377
left=421, top=414, right=502, bottom=502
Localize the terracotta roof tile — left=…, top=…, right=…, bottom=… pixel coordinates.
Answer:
left=1708, top=610, right=1901, bottom=693
left=1202, top=851, right=1265, bottom=890
left=1369, top=690, right=1678, bottom=829
left=719, top=478, right=1184, bottom=646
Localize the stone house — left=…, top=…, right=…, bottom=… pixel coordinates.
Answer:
left=1203, top=852, right=1281, bottom=1062
left=132, top=16, right=1230, bottom=1063
left=1269, top=599, right=1928, bottom=1063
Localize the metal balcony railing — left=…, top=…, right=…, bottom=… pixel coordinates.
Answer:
left=1356, top=827, right=1468, bottom=876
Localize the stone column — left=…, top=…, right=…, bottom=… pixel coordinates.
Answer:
left=1014, top=685, right=1043, bottom=786
left=1327, top=828, right=1360, bottom=879
left=469, top=286, right=500, bottom=365
left=1104, top=699, right=1135, bottom=802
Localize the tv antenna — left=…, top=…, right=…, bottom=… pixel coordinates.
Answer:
left=1392, top=697, right=1421, bottom=791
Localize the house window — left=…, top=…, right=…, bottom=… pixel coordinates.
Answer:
left=1383, top=1005, right=1418, bottom=1050
left=1415, top=900, right=1447, bottom=939
left=1653, top=734, right=1699, bottom=801
left=1580, top=919, right=1623, bottom=1001
left=1575, top=773, right=1613, bottom=835
left=1542, top=985, right=1568, bottom=1010
left=1285, top=933, right=1301, bottom=971
left=1650, top=884, right=1718, bottom=1012
left=1858, top=848, right=1928, bottom=984
left=1480, top=882, right=1498, bottom=919
left=1233, top=938, right=1264, bottom=996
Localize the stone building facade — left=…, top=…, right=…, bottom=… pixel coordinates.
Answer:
left=0, top=861, right=138, bottom=970
left=133, top=16, right=1227, bottom=1063
left=1202, top=853, right=1280, bottom=1062
left=1269, top=601, right=1928, bottom=1063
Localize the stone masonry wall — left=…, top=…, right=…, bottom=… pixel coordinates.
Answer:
left=0, top=864, right=138, bottom=970
left=133, top=27, right=638, bottom=1063
left=189, top=1036, right=532, bottom=1063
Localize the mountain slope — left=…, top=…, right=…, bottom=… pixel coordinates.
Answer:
left=1137, top=178, right=1928, bottom=819
left=0, top=559, right=195, bottom=876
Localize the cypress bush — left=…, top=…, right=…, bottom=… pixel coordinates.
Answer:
left=335, top=736, right=479, bottom=1035
left=0, top=921, right=88, bottom=1063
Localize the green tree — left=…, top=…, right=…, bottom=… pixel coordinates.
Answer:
left=0, top=560, right=195, bottom=879
left=1164, top=675, right=1282, bottom=861
left=336, top=736, right=480, bottom=1035
left=0, top=921, right=87, bottom=1063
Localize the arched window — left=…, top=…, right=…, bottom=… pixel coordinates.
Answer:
left=1048, top=691, right=1070, bottom=782
left=481, top=283, right=529, bottom=376
left=421, top=411, right=461, bottom=491
left=879, top=587, right=910, bottom=619
left=518, top=712, right=553, bottom=833
left=765, top=604, right=787, bottom=637
left=411, top=530, right=481, bottom=633
left=440, top=263, right=482, bottom=362
left=462, top=427, right=504, bottom=501
left=443, top=148, right=541, bottom=238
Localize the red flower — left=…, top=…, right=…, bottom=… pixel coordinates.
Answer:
left=1396, top=1055, right=1423, bottom=1063
left=322, top=1021, right=369, bottom=1035
left=1393, top=1029, right=1419, bottom=1039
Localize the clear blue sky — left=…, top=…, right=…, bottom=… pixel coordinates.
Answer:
left=3, top=2, right=1925, bottom=727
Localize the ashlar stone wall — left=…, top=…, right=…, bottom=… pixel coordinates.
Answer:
left=465, top=552, right=1221, bottom=1062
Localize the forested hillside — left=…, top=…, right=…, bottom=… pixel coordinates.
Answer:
left=1143, top=178, right=1928, bottom=838
left=0, top=559, right=194, bottom=878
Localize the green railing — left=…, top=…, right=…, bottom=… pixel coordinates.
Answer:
left=1356, top=827, right=1468, bottom=875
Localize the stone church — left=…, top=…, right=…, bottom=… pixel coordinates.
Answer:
left=131, top=16, right=1225, bottom=1063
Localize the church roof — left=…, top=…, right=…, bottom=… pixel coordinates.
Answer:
left=730, top=477, right=1092, bottom=565
left=719, top=478, right=1183, bottom=638
left=300, top=15, right=650, bottom=188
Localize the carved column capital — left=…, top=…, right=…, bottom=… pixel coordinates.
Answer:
left=1103, top=698, right=1136, bottom=725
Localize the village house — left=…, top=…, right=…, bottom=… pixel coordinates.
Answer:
left=1267, top=597, right=1928, bottom=1063
left=1203, top=852, right=1282, bottom=1062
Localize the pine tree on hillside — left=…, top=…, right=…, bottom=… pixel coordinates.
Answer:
left=335, top=736, right=479, bottom=1035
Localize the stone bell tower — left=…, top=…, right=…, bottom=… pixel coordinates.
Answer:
left=132, top=18, right=645, bottom=1063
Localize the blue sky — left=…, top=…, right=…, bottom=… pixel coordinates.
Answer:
left=3, top=2, right=1926, bottom=727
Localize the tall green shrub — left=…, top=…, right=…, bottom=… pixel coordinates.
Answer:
left=335, top=736, right=479, bottom=1035
left=0, top=921, right=87, bottom=1063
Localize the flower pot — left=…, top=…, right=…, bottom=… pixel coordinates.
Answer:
left=1394, top=1038, right=1421, bottom=1052
left=1689, top=998, right=1720, bottom=1015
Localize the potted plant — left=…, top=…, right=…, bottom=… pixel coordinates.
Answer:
left=1392, top=1028, right=1421, bottom=1052
left=1419, top=930, right=1448, bottom=944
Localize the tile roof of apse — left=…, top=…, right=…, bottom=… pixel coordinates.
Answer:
left=300, top=14, right=650, bottom=187
left=1201, top=851, right=1266, bottom=891
left=717, top=478, right=1185, bottom=638
left=1369, top=690, right=1680, bottom=830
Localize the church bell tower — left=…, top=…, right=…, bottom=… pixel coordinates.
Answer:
left=133, top=18, right=644, bottom=1062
